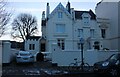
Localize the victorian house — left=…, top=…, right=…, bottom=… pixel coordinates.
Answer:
left=41, top=2, right=101, bottom=53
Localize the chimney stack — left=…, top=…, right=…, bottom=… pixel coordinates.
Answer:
left=66, top=1, right=71, bottom=13
left=71, top=8, right=75, bottom=20
left=46, top=3, right=50, bottom=18
left=42, top=11, right=45, bottom=20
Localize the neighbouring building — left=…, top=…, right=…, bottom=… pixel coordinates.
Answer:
left=24, top=36, right=41, bottom=55
left=1, top=40, right=11, bottom=64
left=24, top=36, right=48, bottom=61
left=41, top=2, right=101, bottom=53
left=95, top=0, right=120, bottom=51
left=10, top=41, right=24, bottom=50
left=24, top=36, right=47, bottom=56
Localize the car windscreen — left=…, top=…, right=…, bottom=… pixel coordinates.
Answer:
left=109, top=54, right=118, bottom=60
left=20, top=52, right=30, bottom=56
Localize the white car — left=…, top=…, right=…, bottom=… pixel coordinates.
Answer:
left=16, top=51, right=34, bottom=63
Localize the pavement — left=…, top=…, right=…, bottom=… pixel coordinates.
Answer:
left=1, top=61, right=103, bottom=77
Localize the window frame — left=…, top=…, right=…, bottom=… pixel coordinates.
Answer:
left=78, top=29, right=83, bottom=38
left=56, top=24, right=65, bottom=33
left=58, top=11, right=62, bottom=18
left=57, top=39, right=65, bottom=50
left=90, top=29, right=95, bottom=38
left=29, top=44, right=35, bottom=50
left=101, top=29, right=106, bottom=38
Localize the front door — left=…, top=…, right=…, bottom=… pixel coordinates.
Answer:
left=41, top=43, right=46, bottom=52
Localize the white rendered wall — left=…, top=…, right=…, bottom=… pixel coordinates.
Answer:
left=25, top=39, right=40, bottom=55
left=46, top=9, right=73, bottom=52
left=52, top=43, right=119, bottom=66
left=2, top=42, right=11, bottom=63
left=95, top=2, right=119, bottom=50
left=73, top=14, right=100, bottom=50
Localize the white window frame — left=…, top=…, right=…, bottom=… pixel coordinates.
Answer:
left=90, top=29, right=95, bottom=38
left=56, top=24, right=65, bottom=33
left=101, top=29, right=106, bottom=38
left=29, top=44, right=35, bottom=50
left=57, top=39, right=65, bottom=50
left=83, top=17, right=90, bottom=26
left=78, top=29, right=83, bottom=38
left=58, top=12, right=62, bottom=18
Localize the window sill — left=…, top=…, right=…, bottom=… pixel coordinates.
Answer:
left=54, top=33, right=68, bottom=37
left=83, top=26, right=90, bottom=28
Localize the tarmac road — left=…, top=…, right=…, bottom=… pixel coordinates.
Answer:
left=1, top=61, right=109, bottom=77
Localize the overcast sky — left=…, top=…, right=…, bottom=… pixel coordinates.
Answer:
left=0, top=0, right=102, bottom=41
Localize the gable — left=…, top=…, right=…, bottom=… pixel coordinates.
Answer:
left=48, top=3, right=72, bottom=20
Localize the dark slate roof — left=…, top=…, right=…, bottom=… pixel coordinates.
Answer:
left=26, top=36, right=41, bottom=40
left=75, top=10, right=96, bottom=20
left=41, top=20, right=46, bottom=26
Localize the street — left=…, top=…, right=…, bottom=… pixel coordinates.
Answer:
left=2, top=61, right=112, bottom=77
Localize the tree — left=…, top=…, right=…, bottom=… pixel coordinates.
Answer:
left=11, top=13, right=38, bottom=41
left=0, top=0, right=11, bottom=37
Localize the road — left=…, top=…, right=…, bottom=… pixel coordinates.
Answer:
left=2, top=61, right=110, bottom=77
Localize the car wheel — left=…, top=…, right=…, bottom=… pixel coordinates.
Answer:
left=109, top=68, right=118, bottom=77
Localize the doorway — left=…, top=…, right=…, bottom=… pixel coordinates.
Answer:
left=41, top=43, right=46, bottom=52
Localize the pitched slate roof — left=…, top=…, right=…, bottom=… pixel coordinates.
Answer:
left=75, top=10, right=96, bottom=20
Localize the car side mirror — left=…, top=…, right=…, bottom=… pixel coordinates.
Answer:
left=116, top=60, right=119, bottom=65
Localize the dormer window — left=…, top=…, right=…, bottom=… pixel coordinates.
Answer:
left=83, top=17, right=89, bottom=25
left=82, top=13, right=90, bottom=26
left=58, top=12, right=62, bottom=18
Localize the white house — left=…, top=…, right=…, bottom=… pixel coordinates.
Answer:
left=95, top=0, right=120, bottom=51
left=40, top=2, right=108, bottom=66
left=41, top=2, right=101, bottom=53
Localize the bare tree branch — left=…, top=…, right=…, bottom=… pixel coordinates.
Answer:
left=0, top=0, right=11, bottom=37
left=11, top=13, right=38, bottom=41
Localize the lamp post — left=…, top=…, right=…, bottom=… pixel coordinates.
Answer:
left=79, top=38, right=85, bottom=71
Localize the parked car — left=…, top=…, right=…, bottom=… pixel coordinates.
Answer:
left=94, top=53, right=120, bottom=76
left=16, top=51, right=34, bottom=63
